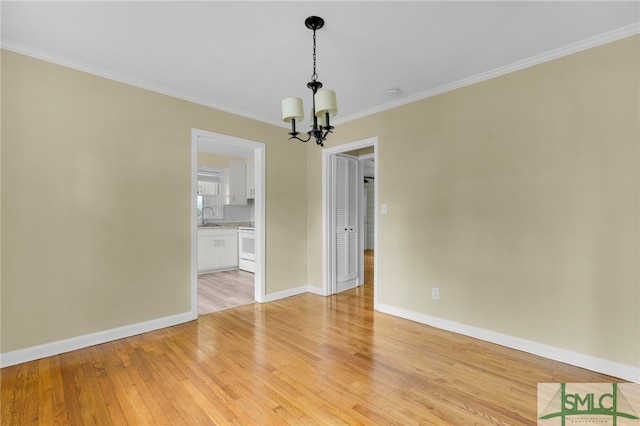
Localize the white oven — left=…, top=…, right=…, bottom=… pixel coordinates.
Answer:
left=238, top=227, right=255, bottom=272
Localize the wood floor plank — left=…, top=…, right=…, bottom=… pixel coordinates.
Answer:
left=34, top=358, right=53, bottom=426
left=198, top=269, right=255, bottom=315
left=1, top=251, right=627, bottom=425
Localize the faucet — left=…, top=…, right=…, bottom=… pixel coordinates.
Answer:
left=201, top=206, right=214, bottom=226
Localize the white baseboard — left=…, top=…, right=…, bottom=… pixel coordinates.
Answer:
left=264, top=285, right=308, bottom=303
left=307, top=286, right=324, bottom=296
left=0, top=311, right=195, bottom=368
left=2, top=286, right=311, bottom=368
left=377, top=304, right=640, bottom=384
left=5, top=297, right=636, bottom=384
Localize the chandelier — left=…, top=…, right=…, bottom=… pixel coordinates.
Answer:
left=281, top=16, right=338, bottom=147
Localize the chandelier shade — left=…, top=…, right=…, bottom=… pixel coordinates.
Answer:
left=315, top=89, right=338, bottom=118
left=282, top=97, right=304, bottom=122
left=281, top=16, right=337, bottom=147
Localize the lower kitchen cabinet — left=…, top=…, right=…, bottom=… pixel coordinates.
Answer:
left=198, top=228, right=238, bottom=273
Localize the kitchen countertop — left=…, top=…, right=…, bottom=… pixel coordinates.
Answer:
left=198, top=222, right=253, bottom=230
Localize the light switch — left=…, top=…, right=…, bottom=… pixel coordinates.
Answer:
left=381, top=204, right=387, bottom=214
left=431, top=287, right=440, bottom=300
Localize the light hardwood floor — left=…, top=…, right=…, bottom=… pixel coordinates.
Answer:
left=1, top=251, right=622, bottom=425
left=198, top=269, right=255, bottom=315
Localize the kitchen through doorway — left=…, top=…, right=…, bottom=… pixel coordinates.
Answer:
left=191, top=129, right=265, bottom=317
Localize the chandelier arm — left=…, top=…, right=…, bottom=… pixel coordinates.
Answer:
left=311, top=92, right=318, bottom=132
left=289, top=133, right=312, bottom=143
left=322, top=112, right=334, bottom=132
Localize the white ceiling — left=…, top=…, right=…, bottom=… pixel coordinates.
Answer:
left=2, top=1, right=639, bottom=132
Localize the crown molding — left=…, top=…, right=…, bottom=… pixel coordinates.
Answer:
left=334, top=22, right=640, bottom=126
left=1, top=41, right=286, bottom=128
left=3, top=21, right=638, bottom=130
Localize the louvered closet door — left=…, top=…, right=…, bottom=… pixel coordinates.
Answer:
left=335, top=155, right=359, bottom=285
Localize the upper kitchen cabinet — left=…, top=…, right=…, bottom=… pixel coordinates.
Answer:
left=246, top=157, right=255, bottom=199
left=227, top=159, right=247, bottom=205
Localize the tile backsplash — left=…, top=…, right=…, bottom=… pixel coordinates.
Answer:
left=224, top=203, right=254, bottom=222
left=204, top=200, right=254, bottom=225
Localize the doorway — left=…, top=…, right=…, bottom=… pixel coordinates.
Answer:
left=191, top=129, right=266, bottom=318
left=322, top=137, right=378, bottom=308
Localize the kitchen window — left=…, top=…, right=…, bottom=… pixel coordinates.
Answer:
left=197, top=170, right=223, bottom=223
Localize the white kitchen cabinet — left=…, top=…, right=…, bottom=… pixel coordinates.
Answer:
left=197, top=228, right=239, bottom=273
left=246, top=157, right=255, bottom=199
left=227, top=160, right=246, bottom=205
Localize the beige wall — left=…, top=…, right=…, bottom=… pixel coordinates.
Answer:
left=0, top=49, right=3, bottom=346
left=2, top=35, right=638, bottom=371
left=1, top=50, right=307, bottom=352
left=198, top=152, right=230, bottom=169
left=308, top=36, right=640, bottom=369
left=198, top=152, right=246, bottom=169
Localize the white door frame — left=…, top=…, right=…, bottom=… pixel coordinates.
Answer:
left=322, top=137, right=378, bottom=307
left=191, top=128, right=266, bottom=318
left=359, top=153, right=375, bottom=269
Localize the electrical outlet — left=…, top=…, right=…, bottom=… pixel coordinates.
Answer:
left=431, top=287, right=440, bottom=300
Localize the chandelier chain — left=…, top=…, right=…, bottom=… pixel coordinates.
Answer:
left=312, top=29, right=318, bottom=82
